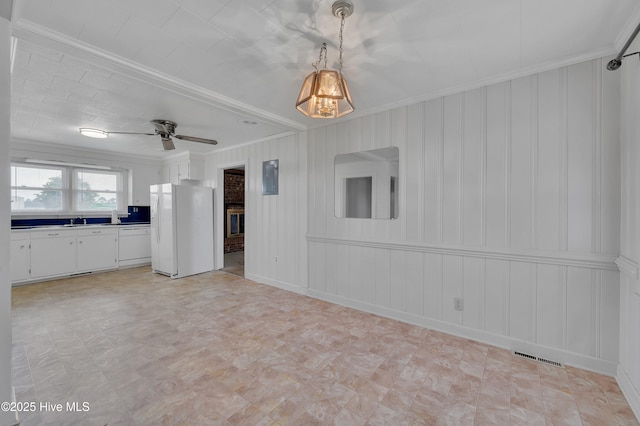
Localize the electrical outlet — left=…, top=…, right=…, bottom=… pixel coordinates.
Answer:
left=274, top=256, right=278, bottom=263
left=454, top=297, right=464, bottom=311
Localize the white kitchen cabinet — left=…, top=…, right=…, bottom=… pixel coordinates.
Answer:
left=77, top=228, right=118, bottom=272
left=10, top=233, right=30, bottom=283
left=30, top=229, right=76, bottom=279
left=118, top=226, right=151, bottom=267
left=164, top=153, right=206, bottom=185
left=129, top=165, right=159, bottom=206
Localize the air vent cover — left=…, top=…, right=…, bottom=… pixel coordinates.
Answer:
left=513, top=351, right=564, bottom=368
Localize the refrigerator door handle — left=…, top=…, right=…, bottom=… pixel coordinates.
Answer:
left=155, top=195, right=160, bottom=243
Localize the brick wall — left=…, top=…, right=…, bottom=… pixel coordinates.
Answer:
left=224, top=169, right=244, bottom=253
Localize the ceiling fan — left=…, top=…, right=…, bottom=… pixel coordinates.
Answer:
left=79, top=119, right=218, bottom=151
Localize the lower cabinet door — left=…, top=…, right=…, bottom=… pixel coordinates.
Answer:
left=77, top=234, right=117, bottom=272
left=30, top=237, right=76, bottom=279
left=10, top=240, right=30, bottom=282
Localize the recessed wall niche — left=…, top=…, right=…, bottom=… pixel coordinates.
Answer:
left=334, top=146, right=399, bottom=219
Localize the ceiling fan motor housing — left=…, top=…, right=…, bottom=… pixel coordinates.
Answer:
left=151, top=119, right=177, bottom=135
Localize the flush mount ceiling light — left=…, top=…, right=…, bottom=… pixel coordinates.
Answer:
left=296, top=1, right=354, bottom=119
left=79, top=128, right=108, bottom=138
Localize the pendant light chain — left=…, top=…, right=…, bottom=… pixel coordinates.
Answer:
left=313, top=42, right=328, bottom=71
left=338, top=13, right=345, bottom=75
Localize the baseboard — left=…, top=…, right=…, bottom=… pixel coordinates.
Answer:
left=244, top=273, right=308, bottom=296
left=306, top=288, right=619, bottom=376
left=117, top=259, right=151, bottom=268
left=617, top=365, right=640, bottom=421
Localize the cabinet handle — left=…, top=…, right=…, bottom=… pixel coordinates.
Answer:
left=79, top=241, right=83, bottom=244
left=48, top=233, right=59, bottom=236
left=92, top=231, right=101, bottom=234
left=19, top=245, right=25, bottom=249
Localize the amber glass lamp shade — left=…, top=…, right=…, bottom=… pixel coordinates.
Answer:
left=296, top=69, right=354, bottom=118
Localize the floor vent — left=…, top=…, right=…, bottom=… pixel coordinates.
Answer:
left=513, top=351, right=564, bottom=368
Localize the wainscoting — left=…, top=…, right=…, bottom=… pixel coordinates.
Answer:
left=308, top=237, right=619, bottom=374
left=307, top=57, right=621, bottom=376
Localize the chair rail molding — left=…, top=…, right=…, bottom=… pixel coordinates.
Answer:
left=307, top=234, right=618, bottom=271
left=615, top=255, right=639, bottom=279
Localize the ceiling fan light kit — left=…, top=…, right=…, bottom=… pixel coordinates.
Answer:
left=296, top=1, right=354, bottom=119
left=79, top=128, right=108, bottom=139
left=78, top=119, right=218, bottom=151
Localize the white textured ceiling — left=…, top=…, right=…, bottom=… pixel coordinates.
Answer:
left=9, top=0, right=640, bottom=158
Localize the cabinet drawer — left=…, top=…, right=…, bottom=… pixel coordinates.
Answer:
left=11, top=231, right=30, bottom=241
left=30, top=229, right=76, bottom=239
left=118, top=227, right=151, bottom=236
left=77, top=227, right=117, bottom=237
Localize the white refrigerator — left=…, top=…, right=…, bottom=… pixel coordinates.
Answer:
left=150, top=183, right=214, bottom=278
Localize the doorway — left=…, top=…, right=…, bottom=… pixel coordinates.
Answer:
left=221, top=167, right=245, bottom=276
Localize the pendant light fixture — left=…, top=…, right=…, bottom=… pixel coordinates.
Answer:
left=296, top=1, right=354, bottom=119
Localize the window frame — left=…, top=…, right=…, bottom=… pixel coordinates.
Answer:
left=11, top=162, right=128, bottom=217
left=73, top=168, right=124, bottom=213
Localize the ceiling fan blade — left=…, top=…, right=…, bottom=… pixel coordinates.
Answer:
left=174, top=135, right=218, bottom=145
left=106, top=131, right=156, bottom=136
left=161, top=137, right=175, bottom=151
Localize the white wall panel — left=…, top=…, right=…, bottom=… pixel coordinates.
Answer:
left=462, top=88, right=484, bottom=246
left=485, top=83, right=509, bottom=248
left=424, top=99, right=443, bottom=243
left=389, top=250, right=407, bottom=312
left=509, top=262, right=535, bottom=342
left=509, top=76, right=534, bottom=250
left=536, top=69, right=562, bottom=252
left=567, top=62, right=594, bottom=253
left=535, top=264, right=564, bottom=349
left=205, top=132, right=307, bottom=294
left=462, top=257, right=484, bottom=330
left=599, top=270, right=619, bottom=363
left=360, top=246, right=377, bottom=306
left=566, top=267, right=594, bottom=356
left=406, top=251, right=424, bottom=316
left=407, top=104, right=425, bottom=242
left=390, top=108, right=407, bottom=241
left=484, top=259, right=509, bottom=335
left=307, top=56, right=621, bottom=375
left=618, top=34, right=640, bottom=419
left=423, top=253, right=443, bottom=320
left=374, top=248, right=390, bottom=308
left=335, top=244, right=350, bottom=299
left=442, top=256, right=463, bottom=325
left=442, top=94, right=462, bottom=244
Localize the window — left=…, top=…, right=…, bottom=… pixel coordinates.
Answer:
left=11, top=162, right=126, bottom=215
left=11, top=164, right=66, bottom=211
left=75, top=170, right=122, bottom=212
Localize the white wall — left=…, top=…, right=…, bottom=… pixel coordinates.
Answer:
left=1, top=15, right=17, bottom=426
left=307, top=57, right=621, bottom=375
left=205, top=133, right=308, bottom=293
left=617, top=36, right=640, bottom=419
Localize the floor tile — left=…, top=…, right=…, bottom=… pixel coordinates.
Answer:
left=10, top=266, right=640, bottom=425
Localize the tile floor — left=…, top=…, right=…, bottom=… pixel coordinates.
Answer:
left=11, top=267, right=639, bottom=425
left=222, top=251, right=244, bottom=277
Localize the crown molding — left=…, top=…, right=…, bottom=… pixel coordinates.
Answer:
left=306, top=47, right=617, bottom=130
left=614, top=4, right=640, bottom=51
